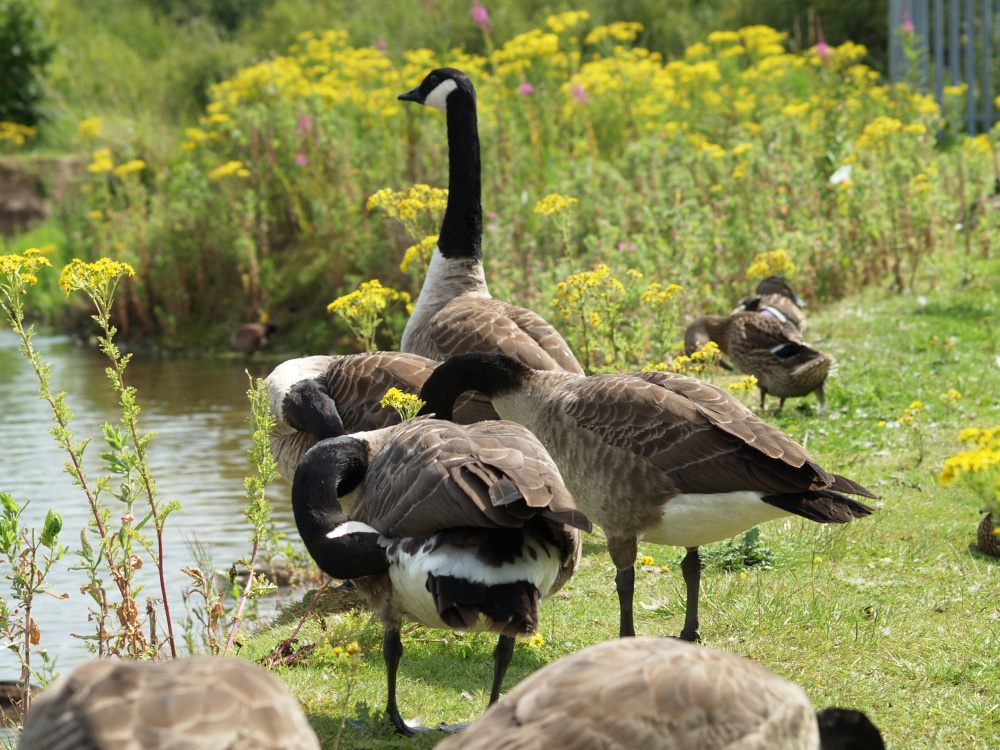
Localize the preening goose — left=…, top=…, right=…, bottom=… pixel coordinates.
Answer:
left=265, top=352, right=439, bottom=480
left=291, top=416, right=590, bottom=735
left=734, top=275, right=808, bottom=333
left=396, top=68, right=583, bottom=420
left=684, top=312, right=835, bottom=411
left=436, top=637, right=885, bottom=750
left=16, top=656, right=320, bottom=750
left=419, top=352, right=876, bottom=641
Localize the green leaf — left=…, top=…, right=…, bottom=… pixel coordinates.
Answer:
left=40, top=509, right=63, bottom=549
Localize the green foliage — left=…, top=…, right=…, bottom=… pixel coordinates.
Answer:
left=0, top=0, right=55, bottom=127
left=702, top=526, right=777, bottom=572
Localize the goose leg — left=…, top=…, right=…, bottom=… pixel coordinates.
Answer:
left=608, top=535, right=639, bottom=638
left=488, top=635, right=515, bottom=704
left=679, top=546, right=702, bottom=642
left=383, top=629, right=415, bottom=736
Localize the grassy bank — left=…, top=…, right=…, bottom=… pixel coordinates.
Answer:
left=240, top=249, right=999, bottom=749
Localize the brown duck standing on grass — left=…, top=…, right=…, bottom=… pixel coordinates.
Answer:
left=436, top=637, right=886, bottom=750
left=734, top=274, right=808, bottom=333
left=16, top=656, right=320, bottom=750
left=396, top=68, right=582, bottom=420
left=286, top=383, right=590, bottom=735
left=419, top=352, right=876, bottom=643
left=684, top=311, right=835, bottom=411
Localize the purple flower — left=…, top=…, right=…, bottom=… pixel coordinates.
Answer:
left=298, top=114, right=313, bottom=135
left=295, top=152, right=308, bottom=166
left=902, top=6, right=914, bottom=35
left=471, top=3, right=491, bottom=33
left=377, top=38, right=387, bottom=53
left=571, top=83, right=588, bottom=105
left=519, top=79, right=535, bottom=97
left=815, top=19, right=831, bottom=60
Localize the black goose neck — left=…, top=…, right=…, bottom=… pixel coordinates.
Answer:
left=438, top=89, right=482, bottom=261
left=291, top=438, right=368, bottom=543
left=419, top=353, right=529, bottom=420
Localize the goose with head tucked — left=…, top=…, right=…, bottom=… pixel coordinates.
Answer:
left=16, top=656, right=320, bottom=750
left=419, top=352, right=876, bottom=642
left=684, top=311, right=835, bottom=412
left=290, top=401, right=590, bottom=734
left=396, top=68, right=582, bottom=420
left=435, top=637, right=886, bottom=750
left=265, top=351, right=489, bottom=480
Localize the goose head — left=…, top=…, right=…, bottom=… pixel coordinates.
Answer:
left=398, top=67, right=476, bottom=113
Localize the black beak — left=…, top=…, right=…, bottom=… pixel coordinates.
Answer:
left=398, top=86, right=422, bottom=103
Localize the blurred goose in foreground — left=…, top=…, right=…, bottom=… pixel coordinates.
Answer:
left=16, top=656, right=319, bottom=750
left=396, top=68, right=582, bottom=420
left=734, top=274, right=808, bottom=333
left=419, top=352, right=876, bottom=642
left=230, top=322, right=277, bottom=354
left=265, top=352, right=439, bottom=480
left=684, top=311, right=835, bottom=411
left=436, top=637, right=885, bottom=750
left=290, top=408, right=590, bottom=735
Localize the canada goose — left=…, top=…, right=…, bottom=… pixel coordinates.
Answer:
left=16, top=656, right=320, bottom=750
left=291, top=416, right=590, bottom=735
left=419, top=352, right=876, bottom=641
left=734, top=275, right=808, bottom=333
left=230, top=322, right=277, bottom=354
left=684, top=312, right=835, bottom=411
left=436, top=637, right=885, bottom=750
left=396, top=68, right=582, bottom=419
left=265, top=352, right=439, bottom=480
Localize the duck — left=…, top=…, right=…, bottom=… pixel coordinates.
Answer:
left=396, top=68, right=583, bottom=420
left=683, top=311, right=835, bottom=411
left=418, top=352, right=876, bottom=642
left=15, top=656, right=320, bottom=750
left=733, top=275, right=808, bottom=333
left=230, top=322, right=277, bottom=354
left=435, top=637, right=885, bottom=750
left=290, top=410, right=590, bottom=735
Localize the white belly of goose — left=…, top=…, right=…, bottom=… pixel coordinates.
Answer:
left=641, top=491, right=791, bottom=548
left=386, top=534, right=561, bottom=631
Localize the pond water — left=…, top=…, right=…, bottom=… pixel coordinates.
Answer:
left=0, top=329, right=300, bottom=678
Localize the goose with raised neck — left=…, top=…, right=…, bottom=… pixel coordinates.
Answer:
left=397, top=68, right=582, bottom=414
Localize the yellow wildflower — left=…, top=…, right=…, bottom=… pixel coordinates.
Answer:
left=208, top=161, right=248, bottom=181
left=639, top=555, right=654, bottom=566
left=113, top=159, right=146, bottom=178
left=534, top=193, right=579, bottom=216
left=58, top=258, right=135, bottom=298
left=78, top=117, right=103, bottom=139
left=0, top=248, right=52, bottom=288
left=87, top=148, right=115, bottom=174
left=727, top=375, right=759, bottom=395
left=380, top=387, right=425, bottom=421
left=746, top=249, right=795, bottom=281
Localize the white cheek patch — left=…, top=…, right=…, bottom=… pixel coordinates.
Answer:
left=424, top=78, right=458, bottom=112
left=327, top=520, right=379, bottom=539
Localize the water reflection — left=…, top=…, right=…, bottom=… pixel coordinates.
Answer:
left=0, top=330, right=298, bottom=676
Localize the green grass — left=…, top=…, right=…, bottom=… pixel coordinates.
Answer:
left=240, top=250, right=1000, bottom=749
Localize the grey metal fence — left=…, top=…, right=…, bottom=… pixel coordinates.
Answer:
left=889, top=0, right=999, bottom=132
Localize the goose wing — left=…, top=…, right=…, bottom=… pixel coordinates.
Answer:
left=267, top=353, right=437, bottom=479
left=556, top=371, right=848, bottom=496
left=429, top=297, right=583, bottom=374
left=17, top=657, right=320, bottom=750
left=354, top=419, right=589, bottom=537
left=436, top=637, right=819, bottom=750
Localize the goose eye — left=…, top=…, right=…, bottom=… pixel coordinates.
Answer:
left=428, top=75, right=439, bottom=87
